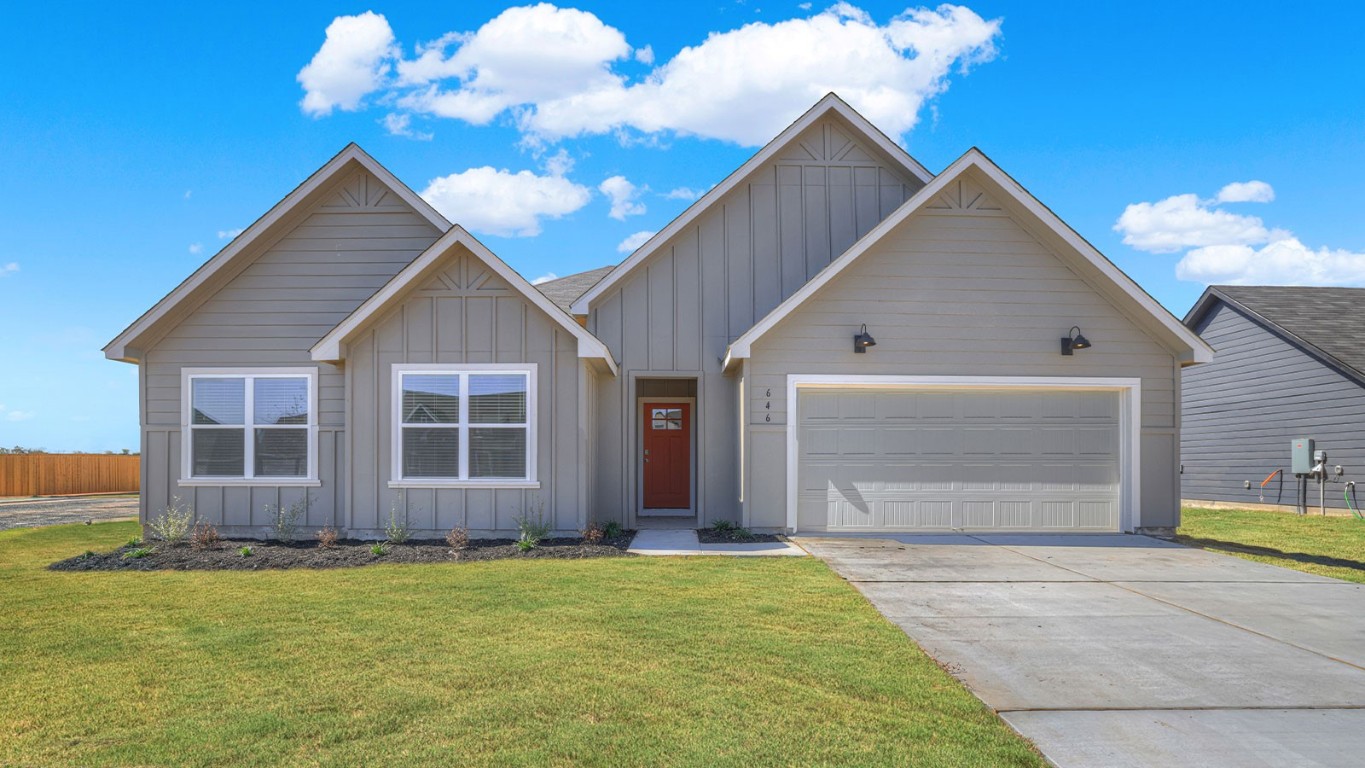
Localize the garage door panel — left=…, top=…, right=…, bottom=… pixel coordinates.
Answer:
left=797, top=387, right=1121, bottom=532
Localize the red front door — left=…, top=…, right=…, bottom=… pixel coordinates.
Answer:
left=643, top=402, right=691, bottom=509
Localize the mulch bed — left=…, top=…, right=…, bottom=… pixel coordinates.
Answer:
left=696, top=528, right=785, bottom=544
left=49, top=535, right=636, bottom=572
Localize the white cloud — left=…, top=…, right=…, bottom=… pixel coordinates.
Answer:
left=420, top=167, right=591, bottom=237
left=188, top=243, right=203, bottom=255
left=382, top=112, right=434, bottom=140
left=0, top=262, right=18, bottom=278
left=543, top=148, right=575, bottom=176
left=1114, top=192, right=1279, bottom=254
left=1215, top=180, right=1274, bottom=204
left=617, top=230, right=655, bottom=253
left=302, top=3, right=1002, bottom=146
left=665, top=187, right=702, bottom=201
left=298, top=11, right=398, bottom=116
left=0, top=404, right=33, bottom=422
left=1118, top=181, right=1365, bottom=286
left=599, top=175, right=646, bottom=219
left=217, top=228, right=243, bottom=240
left=531, top=272, right=559, bottom=284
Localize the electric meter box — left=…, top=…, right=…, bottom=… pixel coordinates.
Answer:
left=1292, top=438, right=1315, bottom=475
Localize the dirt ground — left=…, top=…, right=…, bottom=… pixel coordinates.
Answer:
left=0, top=495, right=138, bottom=531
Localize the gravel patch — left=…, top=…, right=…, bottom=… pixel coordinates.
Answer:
left=0, top=496, right=138, bottom=531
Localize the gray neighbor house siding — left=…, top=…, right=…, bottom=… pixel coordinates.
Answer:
left=1183, top=287, right=1365, bottom=511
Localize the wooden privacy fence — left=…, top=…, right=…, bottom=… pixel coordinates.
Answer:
left=0, top=454, right=140, bottom=497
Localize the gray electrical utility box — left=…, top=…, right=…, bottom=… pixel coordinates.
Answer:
left=1292, top=437, right=1315, bottom=475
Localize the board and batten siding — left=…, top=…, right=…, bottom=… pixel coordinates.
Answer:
left=744, top=175, right=1183, bottom=530
left=345, top=249, right=590, bottom=535
left=587, top=117, right=925, bottom=525
left=1183, top=300, right=1365, bottom=510
left=139, top=169, right=442, bottom=532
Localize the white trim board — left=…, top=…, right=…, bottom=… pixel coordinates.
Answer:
left=568, top=93, right=933, bottom=315
left=723, top=149, right=1213, bottom=370
left=783, top=374, right=1142, bottom=534
left=311, top=225, right=617, bottom=375
left=105, top=144, right=450, bottom=363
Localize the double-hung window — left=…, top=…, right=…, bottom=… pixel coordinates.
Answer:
left=391, top=364, right=537, bottom=487
left=182, top=368, right=318, bottom=484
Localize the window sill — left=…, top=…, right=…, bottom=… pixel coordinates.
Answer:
left=387, top=480, right=541, bottom=490
left=179, top=478, right=322, bottom=487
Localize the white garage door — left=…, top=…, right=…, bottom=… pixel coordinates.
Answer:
left=796, top=387, right=1121, bottom=532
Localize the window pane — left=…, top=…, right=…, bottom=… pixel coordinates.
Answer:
left=402, top=427, right=459, bottom=478
left=255, top=378, right=309, bottom=425
left=191, top=428, right=245, bottom=476
left=255, top=429, right=308, bottom=477
left=403, top=375, right=460, bottom=424
left=469, top=428, right=526, bottom=479
left=192, top=378, right=245, bottom=425
left=469, top=374, right=526, bottom=424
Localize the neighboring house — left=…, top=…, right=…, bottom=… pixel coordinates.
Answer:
left=1182, top=285, right=1365, bottom=512
left=105, top=94, right=1210, bottom=538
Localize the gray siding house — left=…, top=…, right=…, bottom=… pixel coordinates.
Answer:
left=106, top=94, right=1210, bottom=538
left=1183, top=286, right=1365, bottom=512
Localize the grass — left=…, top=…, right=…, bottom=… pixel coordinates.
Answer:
left=1177, top=506, right=1365, bottom=583
left=0, top=522, right=1041, bottom=767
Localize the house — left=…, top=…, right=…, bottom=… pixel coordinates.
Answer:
left=105, top=94, right=1210, bottom=538
left=1182, top=285, right=1365, bottom=512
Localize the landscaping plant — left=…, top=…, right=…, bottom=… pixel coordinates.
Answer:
left=121, top=547, right=153, bottom=560
left=189, top=522, right=220, bottom=551
left=316, top=526, right=339, bottom=548
left=265, top=494, right=310, bottom=543
left=445, top=526, right=469, bottom=550
left=581, top=523, right=605, bottom=545
left=514, top=499, right=552, bottom=552
left=370, top=542, right=388, bottom=556
left=385, top=495, right=411, bottom=544
left=147, top=496, right=194, bottom=545
left=237, top=546, right=253, bottom=557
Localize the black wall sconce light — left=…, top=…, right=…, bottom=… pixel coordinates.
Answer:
left=1060, top=325, right=1092, bottom=356
left=853, top=324, right=877, bottom=353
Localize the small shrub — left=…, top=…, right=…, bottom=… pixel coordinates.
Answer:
left=189, top=522, right=221, bottom=551
left=445, top=526, right=469, bottom=550
left=238, top=546, right=254, bottom=557
left=79, top=550, right=97, bottom=561
left=514, top=498, right=552, bottom=552
left=581, top=523, right=605, bottom=545
left=316, top=526, right=339, bottom=549
left=265, top=492, right=311, bottom=543
left=122, top=547, right=153, bottom=560
left=385, top=495, right=411, bottom=544
left=603, top=521, right=622, bottom=539
left=125, top=535, right=143, bottom=548
left=148, top=496, right=194, bottom=545
left=370, top=542, right=388, bottom=556
left=711, top=519, right=738, bottom=533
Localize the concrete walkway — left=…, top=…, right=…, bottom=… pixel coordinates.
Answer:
left=796, top=533, right=1365, bottom=768
left=628, top=529, right=805, bottom=556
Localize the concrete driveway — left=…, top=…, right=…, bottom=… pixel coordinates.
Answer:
left=796, top=533, right=1365, bottom=768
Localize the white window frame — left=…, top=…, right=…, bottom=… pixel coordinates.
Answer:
left=389, top=363, right=539, bottom=489
left=180, top=367, right=320, bottom=486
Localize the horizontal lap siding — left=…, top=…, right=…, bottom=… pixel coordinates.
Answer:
left=588, top=117, right=923, bottom=526
left=1182, top=301, right=1365, bottom=509
left=138, top=170, right=441, bottom=531
left=347, top=251, right=585, bottom=535
left=747, top=203, right=1181, bottom=529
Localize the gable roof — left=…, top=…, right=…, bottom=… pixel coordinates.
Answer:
left=722, top=148, right=1214, bottom=370
left=535, top=266, right=615, bottom=312
left=1185, top=285, right=1365, bottom=380
left=568, top=93, right=934, bottom=314
left=103, top=144, right=450, bottom=363
left=311, top=226, right=617, bottom=376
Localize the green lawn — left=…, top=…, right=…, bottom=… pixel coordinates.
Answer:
left=0, top=522, right=1041, bottom=767
left=1177, top=506, right=1365, bottom=583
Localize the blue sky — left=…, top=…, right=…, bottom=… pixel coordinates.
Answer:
left=2, top=1, right=1363, bottom=451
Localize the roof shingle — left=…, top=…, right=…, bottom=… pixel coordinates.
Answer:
left=534, top=266, right=616, bottom=313
left=1202, top=285, right=1365, bottom=378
